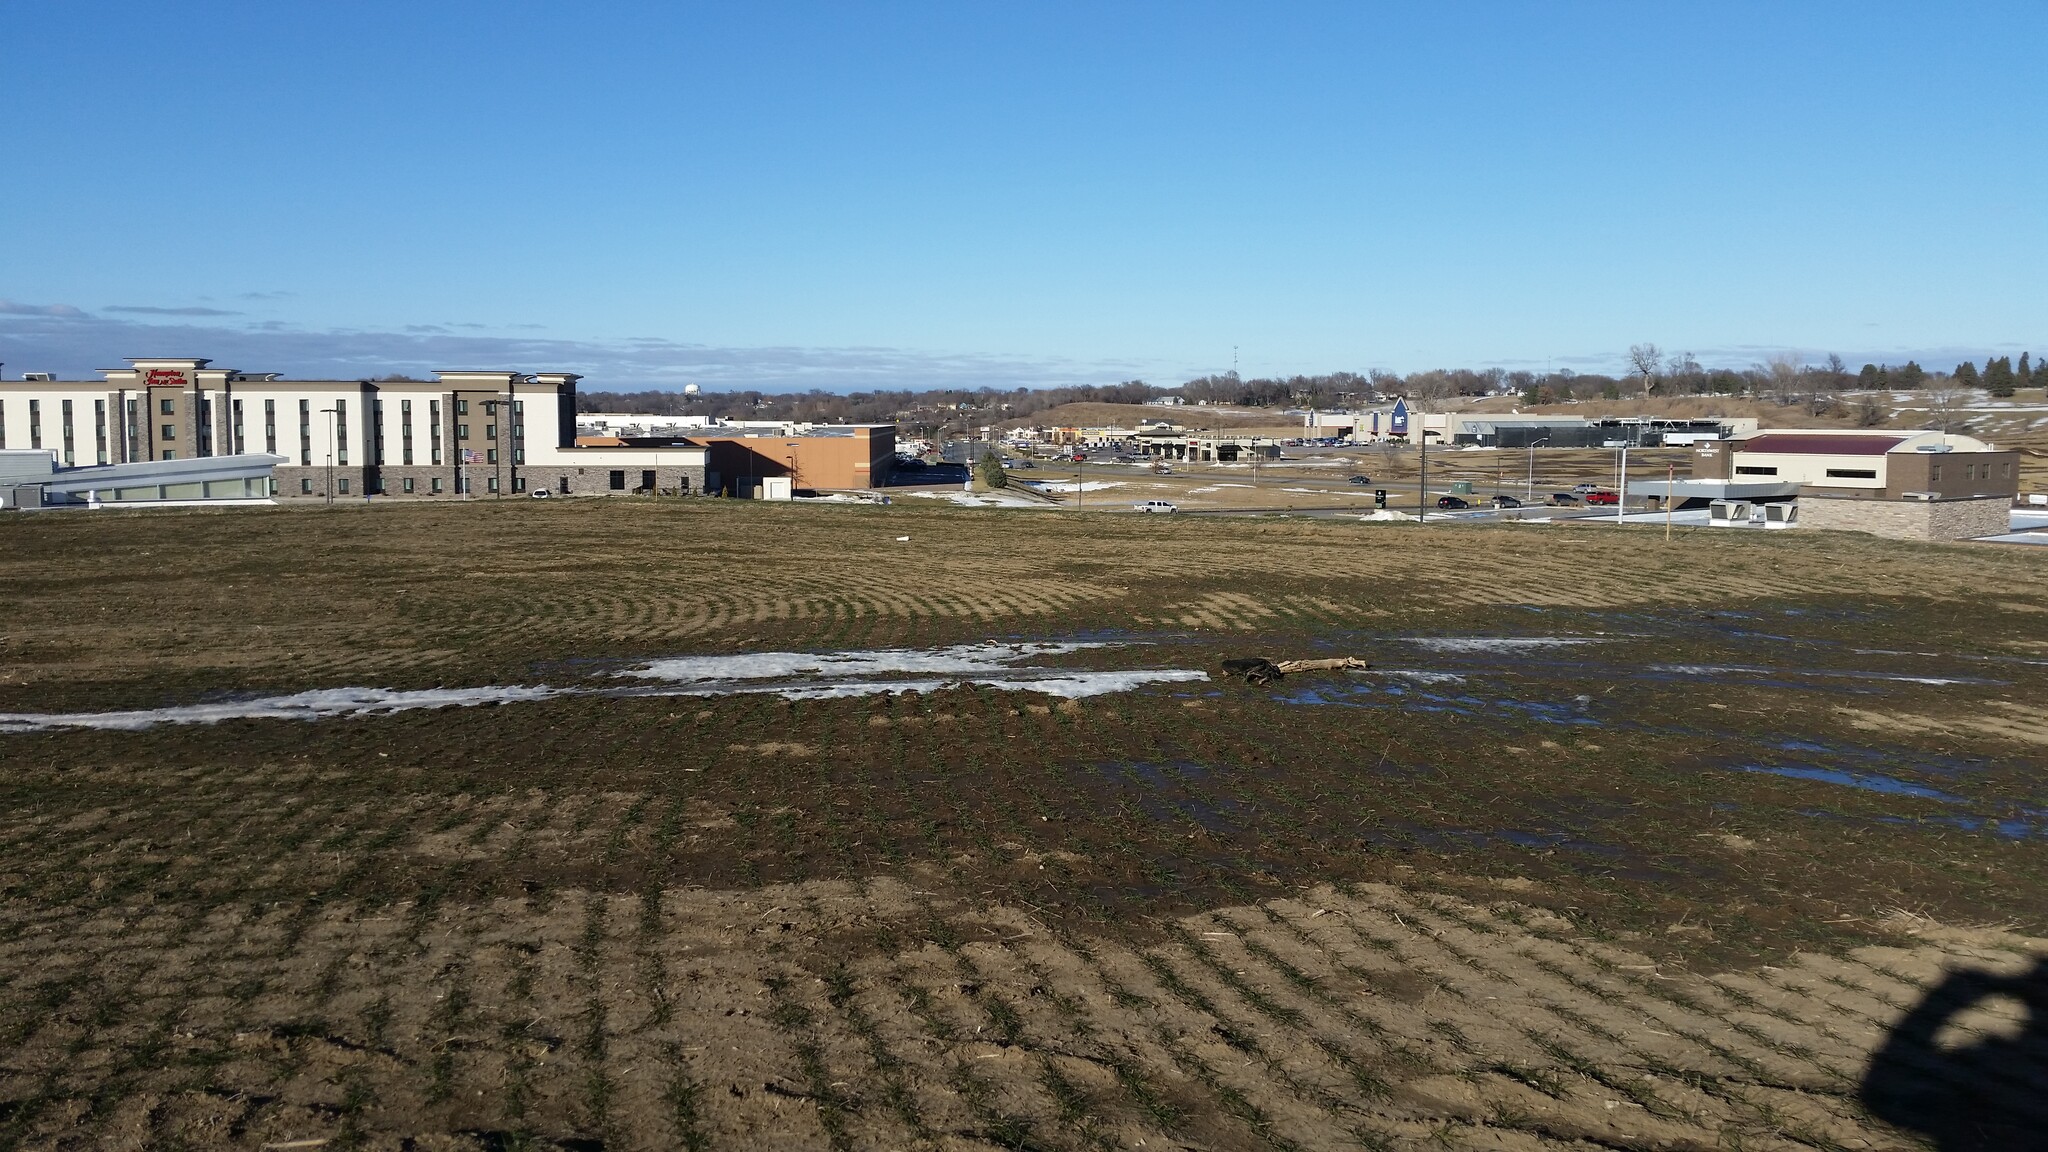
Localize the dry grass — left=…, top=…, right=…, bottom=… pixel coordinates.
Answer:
left=2, top=499, right=2045, bottom=1149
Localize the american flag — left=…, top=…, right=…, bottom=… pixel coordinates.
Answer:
left=461, top=449, right=483, bottom=465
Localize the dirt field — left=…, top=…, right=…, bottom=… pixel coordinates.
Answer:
left=2, top=500, right=2046, bottom=1150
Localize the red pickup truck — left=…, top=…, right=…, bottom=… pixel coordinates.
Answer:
left=1584, top=490, right=1620, bottom=506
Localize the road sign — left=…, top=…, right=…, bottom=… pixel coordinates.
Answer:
left=1375, top=489, right=1387, bottom=507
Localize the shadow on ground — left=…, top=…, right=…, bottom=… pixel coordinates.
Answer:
left=1863, top=958, right=2048, bottom=1151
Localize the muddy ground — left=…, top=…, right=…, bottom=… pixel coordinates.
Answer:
left=1, top=500, right=2045, bottom=1150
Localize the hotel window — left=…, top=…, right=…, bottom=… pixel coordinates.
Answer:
left=456, top=399, right=468, bottom=416
left=160, top=398, right=176, bottom=415
left=402, top=477, right=415, bottom=494
left=484, top=401, right=496, bottom=417
left=61, top=400, right=74, bottom=464
left=29, top=399, right=41, bottom=449
left=609, top=470, right=626, bottom=491
left=514, top=449, right=524, bottom=465
left=197, top=398, right=211, bottom=456
left=265, top=399, right=277, bottom=454
left=372, top=400, right=385, bottom=465
left=334, top=399, right=348, bottom=466
left=457, top=424, right=470, bottom=440
left=486, top=475, right=499, bottom=493
left=126, top=399, right=139, bottom=460
left=299, top=400, right=312, bottom=466
left=94, top=400, right=108, bottom=464
left=302, top=478, right=313, bottom=494
left=429, top=400, right=442, bottom=465
left=162, top=449, right=176, bottom=461
left=484, top=424, right=496, bottom=441
left=401, top=399, right=414, bottom=465
left=1735, top=465, right=1777, bottom=476
left=161, top=424, right=176, bottom=443
left=338, top=478, right=350, bottom=495
left=1824, top=468, right=1877, bottom=479
left=431, top=477, right=443, bottom=494
left=486, top=448, right=498, bottom=465
left=512, top=476, right=525, bottom=493
left=231, top=399, right=244, bottom=454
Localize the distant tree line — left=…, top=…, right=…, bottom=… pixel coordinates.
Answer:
left=576, top=347, right=2038, bottom=432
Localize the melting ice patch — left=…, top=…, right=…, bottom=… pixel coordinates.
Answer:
left=625, top=642, right=1107, bottom=683
left=623, top=642, right=1205, bottom=700
left=1402, top=637, right=1607, bottom=654
left=1650, top=664, right=1992, bottom=687
left=0, top=685, right=567, bottom=734
left=0, top=643, right=1210, bottom=733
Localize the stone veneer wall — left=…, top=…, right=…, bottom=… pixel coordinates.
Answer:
left=1798, top=493, right=2011, bottom=541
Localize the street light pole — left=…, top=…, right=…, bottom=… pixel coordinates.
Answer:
left=1616, top=445, right=1628, bottom=527
left=1526, top=437, right=1548, bottom=502
left=320, top=406, right=337, bottom=506
left=1417, top=428, right=1427, bottom=524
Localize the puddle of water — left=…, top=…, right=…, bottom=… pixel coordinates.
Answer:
left=1086, top=761, right=1245, bottom=835
left=1739, top=764, right=1962, bottom=803
left=1799, top=808, right=2047, bottom=840
left=1273, top=676, right=1599, bottom=726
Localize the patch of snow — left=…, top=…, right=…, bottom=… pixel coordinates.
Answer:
left=1403, top=637, right=1606, bottom=653
left=0, top=641, right=1212, bottom=733
left=1030, top=480, right=1125, bottom=493
left=1377, top=670, right=1469, bottom=685
left=1648, top=663, right=1991, bottom=686
left=0, top=685, right=568, bottom=734
left=626, top=642, right=1107, bottom=683
left=902, top=489, right=1044, bottom=508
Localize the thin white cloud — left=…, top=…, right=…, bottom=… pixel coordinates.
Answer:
left=0, top=299, right=88, bottom=318
left=104, top=305, right=243, bottom=317
left=0, top=309, right=1147, bottom=392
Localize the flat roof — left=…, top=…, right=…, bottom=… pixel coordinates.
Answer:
left=1739, top=433, right=1907, bottom=456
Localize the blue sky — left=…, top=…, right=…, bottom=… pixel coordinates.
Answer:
left=2, top=2, right=2043, bottom=390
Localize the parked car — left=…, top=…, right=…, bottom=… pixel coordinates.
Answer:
left=529, top=488, right=552, bottom=499
left=1550, top=493, right=1580, bottom=505
left=1134, top=500, right=1180, bottom=513
left=1584, top=490, right=1620, bottom=506
left=1014, top=459, right=1035, bottom=469
left=1489, top=494, right=1522, bottom=508
left=1347, top=475, right=1373, bottom=485
left=1070, top=453, right=1087, bottom=463
left=1572, top=482, right=1601, bottom=494
left=1436, top=495, right=1471, bottom=509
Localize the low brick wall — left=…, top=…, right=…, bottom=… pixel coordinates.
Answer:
left=1799, top=493, right=2011, bottom=541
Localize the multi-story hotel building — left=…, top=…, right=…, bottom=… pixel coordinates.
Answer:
left=0, top=358, right=895, bottom=502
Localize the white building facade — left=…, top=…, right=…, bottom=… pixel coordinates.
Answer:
left=0, top=359, right=710, bottom=500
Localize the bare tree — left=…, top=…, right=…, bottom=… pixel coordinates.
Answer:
left=1627, top=343, right=1661, bottom=398
left=1925, top=374, right=1968, bottom=436
left=1761, top=354, right=1802, bottom=406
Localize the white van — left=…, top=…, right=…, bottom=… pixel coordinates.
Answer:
left=1133, top=500, right=1179, bottom=513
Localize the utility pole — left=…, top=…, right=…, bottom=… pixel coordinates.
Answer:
left=1526, top=437, right=1548, bottom=502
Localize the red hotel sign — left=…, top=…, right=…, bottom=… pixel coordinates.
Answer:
left=145, top=369, right=185, bottom=386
